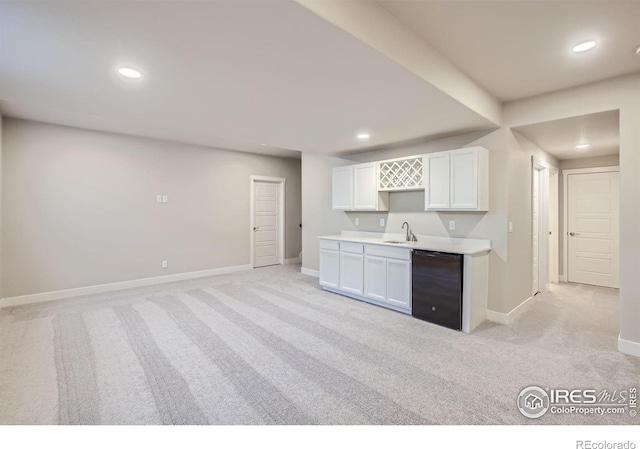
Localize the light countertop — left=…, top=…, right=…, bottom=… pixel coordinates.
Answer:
left=318, top=231, right=491, bottom=256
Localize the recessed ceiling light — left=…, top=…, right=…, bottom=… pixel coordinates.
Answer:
left=572, top=41, right=596, bottom=53
left=575, top=143, right=590, bottom=149
left=357, top=133, right=370, bottom=141
left=117, top=67, right=143, bottom=79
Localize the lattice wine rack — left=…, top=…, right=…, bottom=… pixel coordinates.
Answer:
left=378, top=156, right=424, bottom=191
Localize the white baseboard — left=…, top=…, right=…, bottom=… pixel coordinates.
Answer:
left=300, top=267, right=319, bottom=278
left=0, top=264, right=252, bottom=309
left=486, top=295, right=534, bottom=325
left=283, top=257, right=301, bottom=265
left=618, top=335, right=640, bottom=358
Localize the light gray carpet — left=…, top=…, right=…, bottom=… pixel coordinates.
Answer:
left=0, top=265, right=638, bottom=425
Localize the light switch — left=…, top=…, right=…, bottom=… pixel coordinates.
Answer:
left=355, top=218, right=360, bottom=226
left=162, top=195, right=168, bottom=203
left=162, top=260, right=168, bottom=268
left=379, top=218, right=385, bottom=227
left=156, top=195, right=163, bottom=203
left=509, top=222, right=513, bottom=233
left=449, top=220, right=456, bottom=230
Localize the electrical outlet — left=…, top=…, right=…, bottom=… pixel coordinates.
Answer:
left=162, top=195, right=168, bottom=203
left=156, top=195, right=163, bottom=203
left=162, top=260, right=168, bottom=268
left=509, top=222, right=514, bottom=233
left=355, top=217, right=359, bottom=226
left=449, top=220, right=456, bottom=230
left=379, top=218, right=385, bottom=227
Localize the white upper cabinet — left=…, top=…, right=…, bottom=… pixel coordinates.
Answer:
left=425, top=146, right=489, bottom=212
left=332, top=166, right=353, bottom=211
left=424, top=152, right=451, bottom=209
left=450, top=148, right=478, bottom=209
left=332, top=163, right=388, bottom=211
left=332, top=147, right=488, bottom=212
left=353, top=163, right=378, bottom=210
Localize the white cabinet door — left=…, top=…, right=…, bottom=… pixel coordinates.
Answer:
left=339, top=252, right=364, bottom=295
left=425, top=152, right=450, bottom=210
left=364, top=255, right=387, bottom=302
left=319, top=250, right=340, bottom=289
left=353, top=163, right=378, bottom=210
left=449, top=148, right=478, bottom=209
left=386, top=259, right=412, bottom=310
left=332, top=166, right=353, bottom=210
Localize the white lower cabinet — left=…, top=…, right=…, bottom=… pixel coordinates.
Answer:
left=339, top=252, right=364, bottom=296
left=386, top=259, right=412, bottom=309
left=364, top=255, right=387, bottom=301
left=319, top=249, right=340, bottom=289
left=319, top=238, right=412, bottom=314
left=365, top=254, right=411, bottom=310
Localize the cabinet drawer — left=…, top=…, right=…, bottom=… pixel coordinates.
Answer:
left=340, top=242, right=364, bottom=254
left=319, top=239, right=340, bottom=251
left=365, top=244, right=411, bottom=261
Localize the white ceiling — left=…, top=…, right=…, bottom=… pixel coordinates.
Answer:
left=513, top=110, right=619, bottom=160
left=0, top=1, right=495, bottom=157
left=379, top=1, right=640, bottom=101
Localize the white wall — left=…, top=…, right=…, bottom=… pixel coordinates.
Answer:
left=300, top=153, right=355, bottom=272
left=559, top=154, right=619, bottom=170
left=504, top=72, right=640, bottom=353
left=2, top=119, right=302, bottom=298
left=506, top=132, right=559, bottom=304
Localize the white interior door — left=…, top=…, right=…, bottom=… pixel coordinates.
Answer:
left=532, top=168, right=541, bottom=295
left=253, top=181, right=281, bottom=268
left=567, top=172, right=619, bottom=288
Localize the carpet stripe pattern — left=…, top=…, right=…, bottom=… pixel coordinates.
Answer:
left=1, top=265, right=638, bottom=424
left=113, top=304, right=208, bottom=425
left=53, top=313, right=100, bottom=425
left=151, top=295, right=311, bottom=424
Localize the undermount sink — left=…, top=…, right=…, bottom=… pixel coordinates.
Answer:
left=383, top=240, right=407, bottom=244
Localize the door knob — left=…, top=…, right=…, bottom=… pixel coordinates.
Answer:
left=253, top=227, right=259, bottom=232
left=569, top=232, right=580, bottom=236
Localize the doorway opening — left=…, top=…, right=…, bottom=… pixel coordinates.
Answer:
left=250, top=176, right=286, bottom=268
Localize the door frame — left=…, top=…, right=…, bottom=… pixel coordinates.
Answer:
left=562, top=166, right=619, bottom=282
left=532, top=157, right=559, bottom=295
left=548, top=170, right=560, bottom=284
left=532, top=164, right=544, bottom=295
left=250, top=175, right=286, bottom=268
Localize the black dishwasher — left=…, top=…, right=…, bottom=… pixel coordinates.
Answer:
left=412, top=250, right=463, bottom=331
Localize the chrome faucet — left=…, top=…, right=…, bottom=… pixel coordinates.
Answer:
left=402, top=222, right=418, bottom=242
